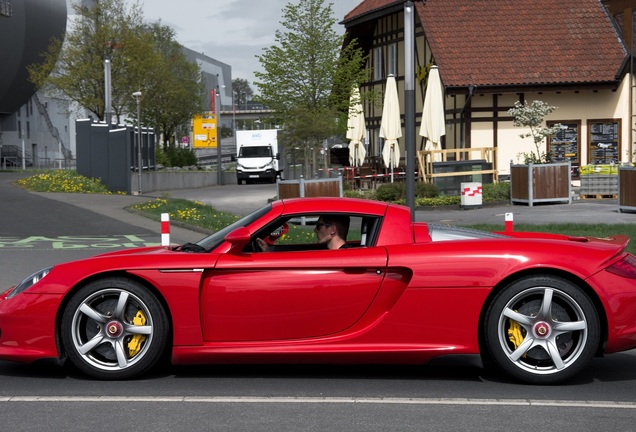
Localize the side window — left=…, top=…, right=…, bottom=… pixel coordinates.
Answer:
left=254, top=214, right=380, bottom=252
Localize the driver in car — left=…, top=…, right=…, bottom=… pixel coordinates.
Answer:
left=257, top=215, right=350, bottom=251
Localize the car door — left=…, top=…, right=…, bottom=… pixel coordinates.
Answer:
left=201, top=247, right=387, bottom=341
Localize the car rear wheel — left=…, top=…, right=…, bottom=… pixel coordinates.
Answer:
left=484, top=276, right=600, bottom=384
left=61, top=278, right=168, bottom=380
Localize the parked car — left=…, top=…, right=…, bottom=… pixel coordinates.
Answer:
left=1, top=198, right=635, bottom=384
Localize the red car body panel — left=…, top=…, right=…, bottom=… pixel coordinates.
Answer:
left=1, top=197, right=636, bottom=371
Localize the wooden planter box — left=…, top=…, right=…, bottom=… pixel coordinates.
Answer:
left=277, top=176, right=343, bottom=199
left=618, top=166, right=636, bottom=213
left=510, top=161, right=572, bottom=206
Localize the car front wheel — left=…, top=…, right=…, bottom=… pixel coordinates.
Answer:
left=61, top=278, right=168, bottom=380
left=484, top=276, right=600, bottom=384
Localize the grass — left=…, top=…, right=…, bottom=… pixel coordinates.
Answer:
left=467, top=223, right=636, bottom=255
left=15, top=170, right=636, bottom=254
left=15, top=170, right=115, bottom=194
left=129, top=197, right=240, bottom=232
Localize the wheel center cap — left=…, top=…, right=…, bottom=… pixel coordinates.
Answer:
left=533, top=322, right=551, bottom=338
left=106, top=321, right=123, bottom=337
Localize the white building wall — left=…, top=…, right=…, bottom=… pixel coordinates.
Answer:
left=467, top=74, right=632, bottom=175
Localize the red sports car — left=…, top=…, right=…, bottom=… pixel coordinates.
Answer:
left=1, top=198, right=636, bottom=384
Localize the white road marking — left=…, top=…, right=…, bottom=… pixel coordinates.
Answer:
left=0, top=396, right=635, bottom=409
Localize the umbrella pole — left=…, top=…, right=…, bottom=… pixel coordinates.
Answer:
left=354, top=143, right=359, bottom=189
left=390, top=144, right=395, bottom=183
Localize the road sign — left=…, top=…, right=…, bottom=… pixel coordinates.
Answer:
left=192, top=112, right=217, bottom=148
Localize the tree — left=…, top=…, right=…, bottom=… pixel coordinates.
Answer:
left=29, top=0, right=150, bottom=122
left=254, top=0, right=367, bottom=174
left=141, top=22, right=203, bottom=147
left=232, top=78, right=253, bottom=109
left=28, top=0, right=202, bottom=145
left=509, top=100, right=561, bottom=164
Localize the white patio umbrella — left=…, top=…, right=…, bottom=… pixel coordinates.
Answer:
left=380, top=75, right=401, bottom=182
left=420, top=65, right=445, bottom=162
left=346, top=86, right=366, bottom=168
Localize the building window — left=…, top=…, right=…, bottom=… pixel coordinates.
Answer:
left=388, top=43, right=397, bottom=76
left=374, top=129, right=381, bottom=157
left=374, top=47, right=384, bottom=81
left=0, top=0, right=13, bottom=17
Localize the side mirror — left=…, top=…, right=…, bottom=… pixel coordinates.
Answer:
left=225, top=227, right=251, bottom=252
left=231, top=154, right=237, bottom=162
left=275, top=152, right=280, bottom=160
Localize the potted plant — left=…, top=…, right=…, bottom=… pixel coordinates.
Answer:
left=508, top=100, right=572, bottom=206
left=618, top=148, right=636, bottom=212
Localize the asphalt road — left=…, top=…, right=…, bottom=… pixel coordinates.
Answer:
left=1, top=172, right=635, bottom=431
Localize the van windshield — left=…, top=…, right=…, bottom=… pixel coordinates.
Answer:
left=239, top=146, right=272, bottom=158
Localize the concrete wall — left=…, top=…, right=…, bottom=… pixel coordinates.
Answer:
left=131, top=171, right=237, bottom=194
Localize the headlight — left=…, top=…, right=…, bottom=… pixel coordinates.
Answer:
left=7, top=266, right=53, bottom=298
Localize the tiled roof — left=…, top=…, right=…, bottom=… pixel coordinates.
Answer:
left=344, top=0, right=628, bottom=88
left=343, top=0, right=402, bottom=21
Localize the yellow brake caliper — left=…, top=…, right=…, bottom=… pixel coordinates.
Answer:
left=507, top=318, right=525, bottom=352
left=127, top=310, right=147, bottom=357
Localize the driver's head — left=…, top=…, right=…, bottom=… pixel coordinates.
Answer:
left=314, top=215, right=350, bottom=243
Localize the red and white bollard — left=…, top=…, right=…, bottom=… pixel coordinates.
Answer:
left=505, top=212, right=514, bottom=232
left=161, top=213, right=170, bottom=246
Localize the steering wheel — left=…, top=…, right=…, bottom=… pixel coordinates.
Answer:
left=265, top=223, right=289, bottom=245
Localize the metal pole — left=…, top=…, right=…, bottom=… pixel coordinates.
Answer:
left=132, top=91, right=142, bottom=194
left=404, top=1, right=416, bottom=219
left=232, top=90, right=237, bottom=158
left=21, top=130, right=25, bottom=170
left=104, top=58, right=112, bottom=124
left=217, top=86, right=223, bottom=185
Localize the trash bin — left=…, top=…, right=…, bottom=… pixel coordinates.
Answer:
left=460, top=182, right=482, bottom=209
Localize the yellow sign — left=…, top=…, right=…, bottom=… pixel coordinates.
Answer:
left=192, top=112, right=217, bottom=148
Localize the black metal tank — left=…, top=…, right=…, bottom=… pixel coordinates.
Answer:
left=0, top=0, right=67, bottom=114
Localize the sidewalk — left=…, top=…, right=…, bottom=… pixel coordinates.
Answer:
left=153, top=182, right=636, bottom=226
left=8, top=170, right=632, bottom=229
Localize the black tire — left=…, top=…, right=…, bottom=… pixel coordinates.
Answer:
left=484, top=275, right=600, bottom=384
left=61, top=277, right=169, bottom=380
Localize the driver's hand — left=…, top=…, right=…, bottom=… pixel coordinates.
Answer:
left=256, top=238, right=269, bottom=251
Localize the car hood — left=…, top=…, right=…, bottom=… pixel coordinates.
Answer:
left=26, top=246, right=221, bottom=296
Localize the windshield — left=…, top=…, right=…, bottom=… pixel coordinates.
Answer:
left=239, top=146, right=272, bottom=158
left=194, top=204, right=272, bottom=251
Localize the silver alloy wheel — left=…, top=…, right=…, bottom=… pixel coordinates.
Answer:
left=496, top=286, right=588, bottom=376
left=69, top=288, right=155, bottom=372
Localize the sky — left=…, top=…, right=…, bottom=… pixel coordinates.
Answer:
left=134, top=0, right=363, bottom=88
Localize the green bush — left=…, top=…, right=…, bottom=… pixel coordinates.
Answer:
left=482, top=181, right=510, bottom=202
left=156, top=145, right=197, bottom=167
left=375, top=181, right=440, bottom=202
left=343, top=189, right=366, bottom=198
left=415, top=181, right=439, bottom=198
left=416, top=195, right=461, bottom=206
left=375, top=182, right=406, bottom=201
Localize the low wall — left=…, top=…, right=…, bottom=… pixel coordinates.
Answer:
left=131, top=171, right=237, bottom=193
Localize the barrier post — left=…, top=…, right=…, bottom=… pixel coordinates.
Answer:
left=161, top=213, right=170, bottom=246
left=505, top=212, right=514, bottom=232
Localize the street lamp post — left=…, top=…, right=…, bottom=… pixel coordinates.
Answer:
left=232, top=90, right=237, bottom=157
left=132, top=91, right=142, bottom=195
left=216, top=86, right=222, bottom=185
